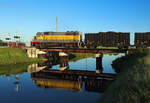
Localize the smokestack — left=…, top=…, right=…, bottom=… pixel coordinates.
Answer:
left=56, top=16, right=58, bottom=32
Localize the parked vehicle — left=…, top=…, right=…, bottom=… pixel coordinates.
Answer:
left=9, top=42, right=25, bottom=47
left=0, top=42, right=8, bottom=47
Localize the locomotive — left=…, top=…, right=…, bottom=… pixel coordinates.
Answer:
left=31, top=31, right=82, bottom=48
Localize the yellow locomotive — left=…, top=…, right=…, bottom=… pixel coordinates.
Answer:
left=32, top=79, right=82, bottom=91
left=31, top=31, right=82, bottom=48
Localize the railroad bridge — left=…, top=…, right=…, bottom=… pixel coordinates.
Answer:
left=26, top=47, right=128, bottom=58
left=39, top=48, right=127, bottom=54
left=26, top=47, right=127, bottom=79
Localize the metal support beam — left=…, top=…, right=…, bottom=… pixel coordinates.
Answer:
left=96, top=53, right=103, bottom=73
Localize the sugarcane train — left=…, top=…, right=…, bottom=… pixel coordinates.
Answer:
left=85, top=32, right=130, bottom=49
left=31, top=31, right=150, bottom=49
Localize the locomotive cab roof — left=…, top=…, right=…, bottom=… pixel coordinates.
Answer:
left=36, top=31, right=81, bottom=35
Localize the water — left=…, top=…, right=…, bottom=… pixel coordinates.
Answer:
left=0, top=53, right=124, bottom=103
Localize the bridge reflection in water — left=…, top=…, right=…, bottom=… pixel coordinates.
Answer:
left=28, top=52, right=115, bottom=93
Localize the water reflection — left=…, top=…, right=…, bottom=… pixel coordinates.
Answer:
left=1, top=74, right=22, bottom=92
left=27, top=53, right=113, bottom=93
left=14, top=81, right=19, bottom=92
left=31, top=53, right=104, bottom=73
left=0, top=64, right=28, bottom=75
left=27, top=64, right=47, bottom=73
left=0, top=53, right=124, bottom=103
left=31, top=71, right=113, bottom=93
left=31, top=73, right=82, bottom=91
left=0, top=64, right=30, bottom=93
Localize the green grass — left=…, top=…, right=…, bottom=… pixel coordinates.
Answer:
left=0, top=48, right=42, bottom=65
left=97, top=46, right=118, bottom=49
left=99, top=49, right=150, bottom=103
left=68, top=53, right=95, bottom=62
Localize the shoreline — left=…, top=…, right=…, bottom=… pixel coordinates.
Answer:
left=0, top=48, right=42, bottom=65
left=99, top=49, right=150, bottom=103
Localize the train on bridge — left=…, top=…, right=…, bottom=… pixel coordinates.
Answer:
left=31, top=31, right=150, bottom=49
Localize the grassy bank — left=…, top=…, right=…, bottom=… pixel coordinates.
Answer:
left=0, top=48, right=41, bottom=65
left=68, top=53, right=95, bottom=62
left=100, top=49, right=150, bottom=103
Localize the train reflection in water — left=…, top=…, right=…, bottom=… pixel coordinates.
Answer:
left=31, top=73, right=82, bottom=91
left=31, top=72, right=113, bottom=93
left=29, top=52, right=113, bottom=93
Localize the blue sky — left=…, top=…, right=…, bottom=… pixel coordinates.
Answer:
left=0, top=0, right=150, bottom=44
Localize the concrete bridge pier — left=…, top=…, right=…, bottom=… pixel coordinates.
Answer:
left=125, top=50, right=129, bottom=55
left=95, top=53, right=103, bottom=73
left=27, top=48, right=39, bottom=58
left=26, top=48, right=46, bottom=58
left=59, top=52, right=69, bottom=71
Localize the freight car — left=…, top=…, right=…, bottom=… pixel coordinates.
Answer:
left=31, top=31, right=82, bottom=48
left=85, top=33, right=100, bottom=48
left=85, top=31, right=130, bottom=49
left=135, top=32, right=150, bottom=48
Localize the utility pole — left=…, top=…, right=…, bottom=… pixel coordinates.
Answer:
left=56, top=16, right=58, bottom=32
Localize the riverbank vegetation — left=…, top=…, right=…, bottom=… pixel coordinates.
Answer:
left=0, top=48, right=41, bottom=65
left=100, top=49, right=150, bottom=103
left=68, top=53, right=95, bottom=62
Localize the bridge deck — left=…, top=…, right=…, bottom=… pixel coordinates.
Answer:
left=40, top=69, right=116, bottom=78
left=40, top=48, right=127, bottom=53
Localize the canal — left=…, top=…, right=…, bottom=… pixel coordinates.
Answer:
left=0, top=53, right=124, bottom=103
